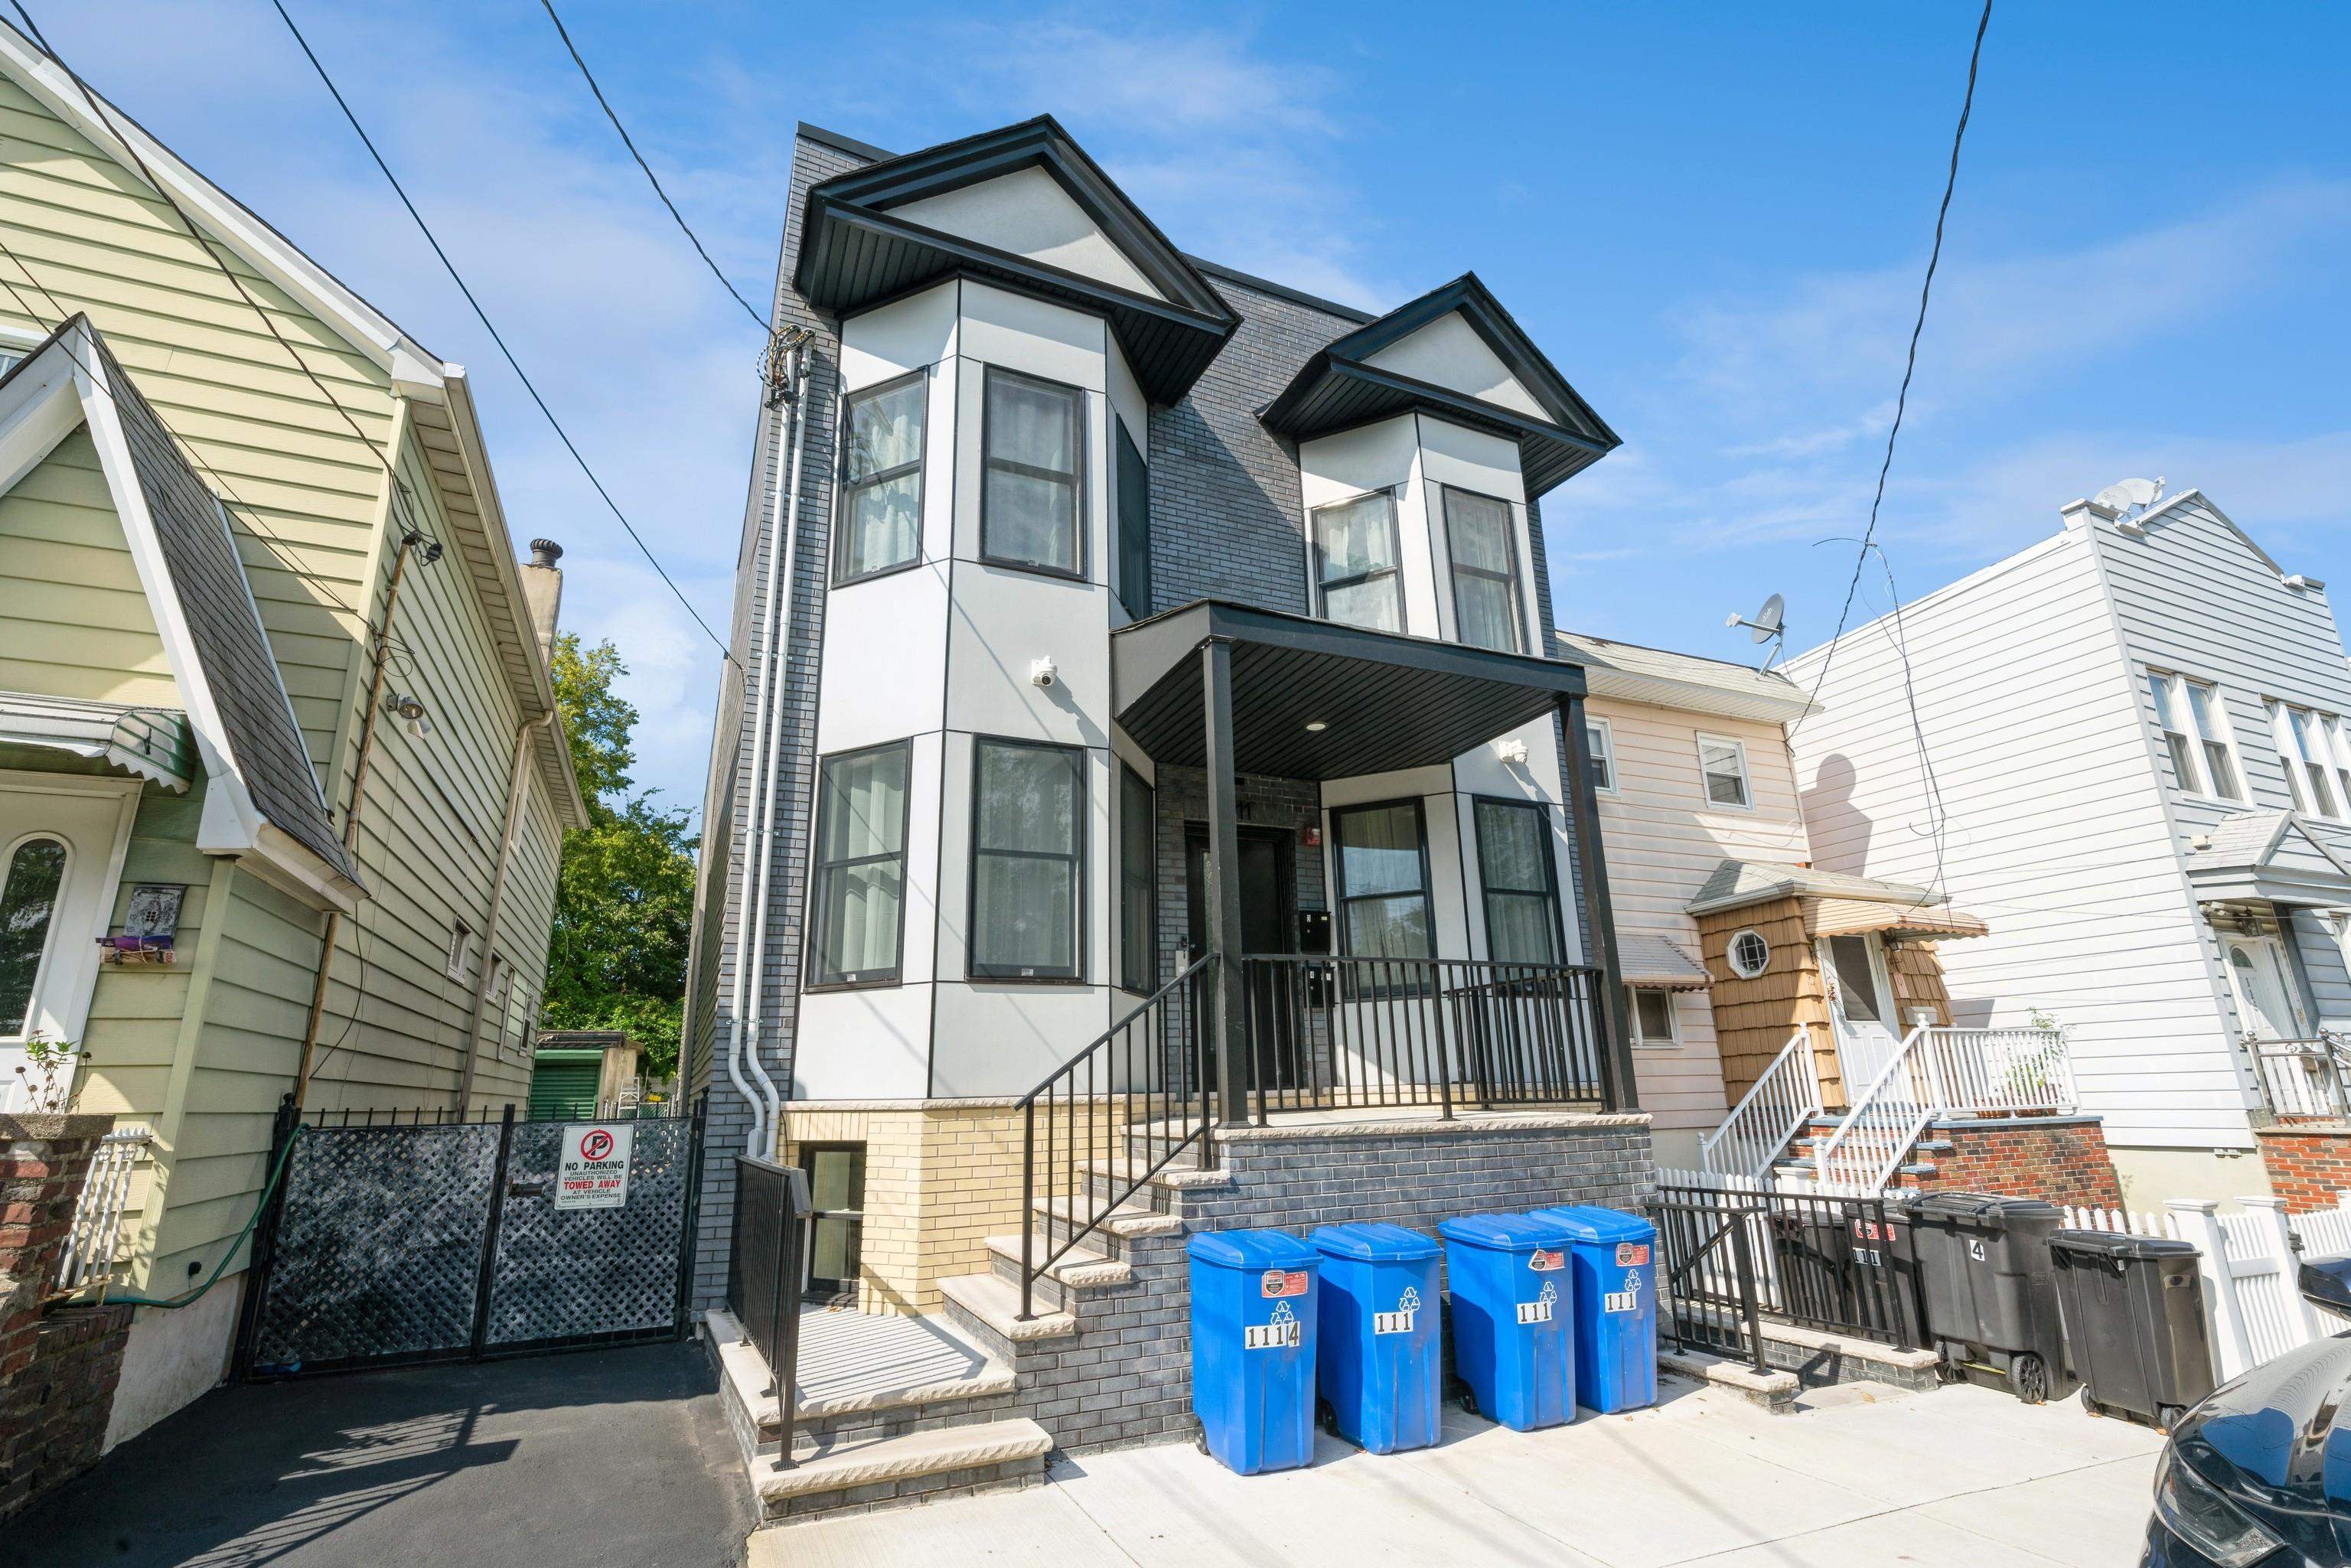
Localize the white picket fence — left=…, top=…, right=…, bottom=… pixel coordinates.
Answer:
left=2059, top=1194, right=2351, bottom=1381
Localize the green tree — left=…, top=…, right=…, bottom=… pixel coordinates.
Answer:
left=542, top=632, right=696, bottom=1079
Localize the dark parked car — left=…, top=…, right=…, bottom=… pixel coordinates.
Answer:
left=2143, top=1258, right=2351, bottom=1566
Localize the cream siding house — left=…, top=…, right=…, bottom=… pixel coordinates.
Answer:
left=1785, top=487, right=2351, bottom=1205
left=0, top=24, right=584, bottom=1444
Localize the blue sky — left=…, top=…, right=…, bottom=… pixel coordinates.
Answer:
left=37, top=2, right=2351, bottom=818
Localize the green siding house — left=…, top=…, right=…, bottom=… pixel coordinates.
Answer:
left=0, top=23, right=585, bottom=1445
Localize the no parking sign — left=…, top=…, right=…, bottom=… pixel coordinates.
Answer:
left=557, top=1124, right=634, bottom=1210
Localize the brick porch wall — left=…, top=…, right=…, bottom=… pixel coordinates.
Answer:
left=2254, top=1122, right=2351, bottom=1213
left=1, top=1113, right=132, bottom=1520
left=1910, top=1113, right=2122, bottom=1208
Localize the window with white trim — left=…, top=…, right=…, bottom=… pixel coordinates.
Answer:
left=445, top=920, right=471, bottom=982
left=1727, top=929, right=1770, bottom=979
left=2272, top=700, right=2344, bottom=818
left=1586, top=717, right=1616, bottom=794
left=1695, top=733, right=1752, bottom=809
left=2330, top=716, right=2351, bottom=819
left=2150, top=671, right=2243, bottom=801
left=1624, top=987, right=1679, bottom=1048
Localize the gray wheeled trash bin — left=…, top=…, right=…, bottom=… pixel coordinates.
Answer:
left=1909, top=1191, right=2071, bottom=1403
left=2048, top=1229, right=2213, bottom=1432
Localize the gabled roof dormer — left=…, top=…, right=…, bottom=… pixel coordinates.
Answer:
left=1261, top=273, right=1619, bottom=496
left=794, top=116, right=1238, bottom=403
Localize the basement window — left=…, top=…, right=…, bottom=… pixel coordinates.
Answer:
left=798, top=1143, right=866, bottom=1302
left=1625, top=987, right=1680, bottom=1048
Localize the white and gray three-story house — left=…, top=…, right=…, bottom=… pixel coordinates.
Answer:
left=684, top=117, right=1645, bottom=1321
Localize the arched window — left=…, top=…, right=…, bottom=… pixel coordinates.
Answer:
left=0, top=836, right=69, bottom=1038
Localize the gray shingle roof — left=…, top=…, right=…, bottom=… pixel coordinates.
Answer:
left=92, top=331, right=360, bottom=887
left=1557, top=631, right=1813, bottom=723
left=1618, top=933, right=1711, bottom=988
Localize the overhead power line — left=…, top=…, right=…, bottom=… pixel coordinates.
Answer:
left=1796, top=0, right=1992, bottom=730
left=536, top=0, right=771, bottom=333
left=264, top=0, right=733, bottom=661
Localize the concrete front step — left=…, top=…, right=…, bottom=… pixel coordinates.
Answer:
left=748, top=1417, right=1055, bottom=1521
left=985, top=1232, right=1132, bottom=1308
left=1084, top=1159, right=1232, bottom=1216
left=706, top=1306, right=1019, bottom=1462
left=937, top=1270, right=1078, bottom=1358
left=1034, top=1195, right=1187, bottom=1250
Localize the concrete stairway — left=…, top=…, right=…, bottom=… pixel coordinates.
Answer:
left=1774, top=1114, right=1947, bottom=1188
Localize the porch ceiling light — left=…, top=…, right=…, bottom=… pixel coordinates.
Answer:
left=1304, top=719, right=1329, bottom=732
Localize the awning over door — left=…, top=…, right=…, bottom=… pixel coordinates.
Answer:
left=0, top=691, right=195, bottom=791
left=1110, top=599, right=1586, bottom=780
left=1687, top=858, right=1988, bottom=940
left=2186, top=811, right=2351, bottom=908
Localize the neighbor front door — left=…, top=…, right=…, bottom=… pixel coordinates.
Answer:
left=2224, top=935, right=2307, bottom=1042
left=0, top=778, right=134, bottom=1112
left=1820, top=932, right=1901, bottom=1092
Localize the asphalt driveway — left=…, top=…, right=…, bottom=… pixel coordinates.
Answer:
left=754, top=1374, right=2166, bottom=1567
left=18, top=1339, right=751, bottom=1568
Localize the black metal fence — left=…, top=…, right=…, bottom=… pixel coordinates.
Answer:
left=236, top=1095, right=705, bottom=1378
left=728, top=1156, right=809, bottom=1466
left=1652, top=1185, right=1769, bottom=1373
left=1238, top=955, right=1609, bottom=1120
left=1652, top=1180, right=1924, bottom=1367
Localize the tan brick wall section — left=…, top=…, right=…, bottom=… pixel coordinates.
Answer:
left=781, top=1100, right=1133, bottom=1315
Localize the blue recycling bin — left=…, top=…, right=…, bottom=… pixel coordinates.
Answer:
left=1436, top=1212, right=1577, bottom=1430
left=1531, top=1205, right=1659, bottom=1414
left=1187, top=1228, right=1319, bottom=1475
left=1309, top=1222, right=1443, bottom=1454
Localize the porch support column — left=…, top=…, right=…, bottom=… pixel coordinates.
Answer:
left=1561, top=693, right=1639, bottom=1110
left=1202, top=636, right=1250, bottom=1126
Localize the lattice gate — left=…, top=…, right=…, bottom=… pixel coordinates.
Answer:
left=235, top=1098, right=704, bottom=1378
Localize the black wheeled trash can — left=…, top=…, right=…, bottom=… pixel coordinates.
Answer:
left=1909, top=1191, right=2070, bottom=1403
left=2048, top=1229, right=2212, bottom=1432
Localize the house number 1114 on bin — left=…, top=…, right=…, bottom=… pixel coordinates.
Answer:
left=1244, top=1302, right=1301, bottom=1350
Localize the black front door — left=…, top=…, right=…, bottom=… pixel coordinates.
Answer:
left=1185, top=824, right=1300, bottom=1090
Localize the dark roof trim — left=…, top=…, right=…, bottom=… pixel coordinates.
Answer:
left=1185, top=256, right=1376, bottom=325
left=794, top=116, right=1238, bottom=403
left=796, top=121, right=895, bottom=165
left=1260, top=272, right=1620, bottom=497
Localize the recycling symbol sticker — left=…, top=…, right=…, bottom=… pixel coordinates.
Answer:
left=1375, top=1285, right=1422, bottom=1336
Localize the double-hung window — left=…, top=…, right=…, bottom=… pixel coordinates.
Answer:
left=970, top=739, right=1084, bottom=980
left=836, top=372, right=925, bottom=582
left=1441, top=486, right=1525, bottom=653
left=1695, top=733, right=1752, bottom=808
left=1115, top=417, right=1149, bottom=618
left=1585, top=717, right=1617, bottom=794
left=981, top=368, right=1084, bottom=577
left=2150, top=672, right=2242, bottom=800
left=1472, top=798, right=1562, bottom=965
left=808, top=741, right=912, bottom=986
left=2330, top=716, right=2351, bottom=817
left=1310, top=490, right=1404, bottom=633
left=1117, top=764, right=1156, bottom=992
left=1330, top=800, right=1433, bottom=962
left=2274, top=702, right=2343, bottom=818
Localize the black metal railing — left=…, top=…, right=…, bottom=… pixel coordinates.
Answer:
left=1237, top=955, right=1609, bottom=1121
left=1655, top=1180, right=1924, bottom=1357
left=728, top=1156, right=810, bottom=1468
left=1015, top=954, right=1216, bottom=1321
left=1652, top=1185, right=1769, bottom=1374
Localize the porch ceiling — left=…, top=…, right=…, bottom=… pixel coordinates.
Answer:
left=1111, top=599, right=1584, bottom=781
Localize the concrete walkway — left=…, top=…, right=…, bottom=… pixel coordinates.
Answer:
left=753, top=1375, right=2164, bottom=1567
left=18, top=1340, right=752, bottom=1568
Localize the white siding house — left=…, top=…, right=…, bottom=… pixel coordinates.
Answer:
left=1785, top=489, right=2351, bottom=1205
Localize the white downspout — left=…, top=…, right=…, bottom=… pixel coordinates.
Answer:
left=739, top=341, right=810, bottom=1154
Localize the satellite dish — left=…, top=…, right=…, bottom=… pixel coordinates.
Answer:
left=1725, top=593, right=1789, bottom=670
left=2092, top=476, right=2165, bottom=516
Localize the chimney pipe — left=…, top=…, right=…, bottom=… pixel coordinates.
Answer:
left=2059, top=497, right=2118, bottom=533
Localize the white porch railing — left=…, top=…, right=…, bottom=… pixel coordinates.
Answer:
left=1813, top=1025, right=2073, bottom=1191
left=52, top=1123, right=151, bottom=1296
left=1698, top=1026, right=1821, bottom=1179
left=2249, top=1035, right=2351, bottom=1120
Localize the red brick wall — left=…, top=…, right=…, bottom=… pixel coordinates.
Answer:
left=1911, top=1115, right=2123, bottom=1208
left=1, top=1113, right=132, bottom=1520
left=2255, top=1123, right=2351, bottom=1213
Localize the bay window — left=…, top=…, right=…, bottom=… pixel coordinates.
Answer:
left=1473, top=798, right=1562, bottom=965
left=808, top=741, right=912, bottom=986
left=1330, top=800, right=1433, bottom=961
left=1441, top=486, right=1525, bottom=653
left=1115, top=417, right=1149, bottom=618
left=1118, top=764, right=1156, bottom=992
left=1310, top=489, right=1404, bottom=633
left=836, top=371, right=925, bottom=583
left=981, top=368, right=1084, bottom=577
left=970, top=738, right=1084, bottom=980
